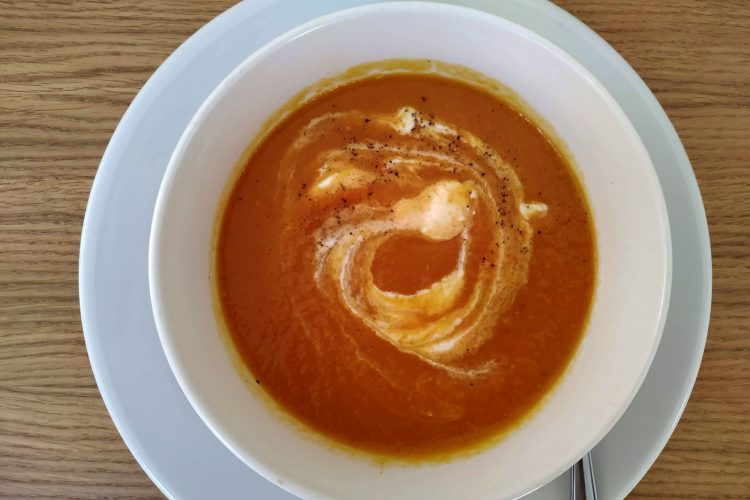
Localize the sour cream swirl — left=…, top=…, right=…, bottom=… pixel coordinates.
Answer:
left=279, top=107, right=546, bottom=377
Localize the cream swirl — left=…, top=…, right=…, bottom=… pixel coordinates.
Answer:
left=279, top=107, right=546, bottom=377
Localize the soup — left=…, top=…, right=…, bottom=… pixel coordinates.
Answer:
left=215, top=68, right=595, bottom=459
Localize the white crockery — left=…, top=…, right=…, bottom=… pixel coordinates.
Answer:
left=149, top=3, right=671, bottom=499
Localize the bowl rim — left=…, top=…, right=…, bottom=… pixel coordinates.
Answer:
left=149, top=2, right=672, bottom=498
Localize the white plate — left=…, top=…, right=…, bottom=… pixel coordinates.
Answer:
left=79, top=1, right=711, bottom=499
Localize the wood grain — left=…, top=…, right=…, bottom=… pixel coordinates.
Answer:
left=1, top=0, right=748, bottom=498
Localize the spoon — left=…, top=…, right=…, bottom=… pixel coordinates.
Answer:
left=570, top=452, right=598, bottom=500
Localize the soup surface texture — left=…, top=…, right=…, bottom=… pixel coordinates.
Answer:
left=216, top=71, right=595, bottom=459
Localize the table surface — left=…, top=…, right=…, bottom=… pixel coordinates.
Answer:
left=1, top=0, right=748, bottom=498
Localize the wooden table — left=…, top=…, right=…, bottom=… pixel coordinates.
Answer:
left=1, top=0, right=748, bottom=498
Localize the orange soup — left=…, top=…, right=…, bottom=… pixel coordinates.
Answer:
left=216, top=71, right=595, bottom=459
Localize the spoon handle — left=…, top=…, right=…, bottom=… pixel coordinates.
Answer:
left=571, top=452, right=598, bottom=500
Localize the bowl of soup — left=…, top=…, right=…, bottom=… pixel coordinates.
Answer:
left=149, top=2, right=671, bottom=499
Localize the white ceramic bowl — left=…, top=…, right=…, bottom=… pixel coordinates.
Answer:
left=149, top=3, right=671, bottom=499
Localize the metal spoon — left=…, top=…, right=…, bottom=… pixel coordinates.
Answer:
left=570, top=452, right=598, bottom=500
